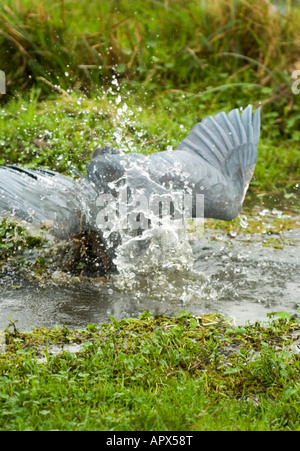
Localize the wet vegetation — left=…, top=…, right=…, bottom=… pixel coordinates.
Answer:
left=0, top=217, right=44, bottom=254
left=0, top=0, right=300, bottom=431
left=0, top=0, right=299, bottom=193
left=205, top=204, right=300, bottom=249
left=0, top=311, right=299, bottom=431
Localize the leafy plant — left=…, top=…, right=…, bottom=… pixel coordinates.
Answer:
left=0, top=218, right=43, bottom=255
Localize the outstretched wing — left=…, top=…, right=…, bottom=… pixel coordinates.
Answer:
left=0, top=166, right=96, bottom=239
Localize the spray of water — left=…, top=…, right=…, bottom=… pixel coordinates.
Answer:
left=91, top=77, right=207, bottom=302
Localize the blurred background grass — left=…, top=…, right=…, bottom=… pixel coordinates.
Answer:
left=0, top=0, right=299, bottom=200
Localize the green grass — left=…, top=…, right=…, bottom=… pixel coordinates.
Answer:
left=1, top=0, right=299, bottom=90
left=0, top=217, right=44, bottom=253
left=0, top=311, right=299, bottom=431
left=0, top=1, right=299, bottom=431
left=1, top=0, right=300, bottom=141
left=0, top=88, right=299, bottom=199
left=0, top=0, right=299, bottom=195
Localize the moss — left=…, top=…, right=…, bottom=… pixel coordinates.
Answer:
left=204, top=207, right=300, bottom=250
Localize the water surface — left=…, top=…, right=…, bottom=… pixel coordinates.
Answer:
left=1, top=207, right=299, bottom=330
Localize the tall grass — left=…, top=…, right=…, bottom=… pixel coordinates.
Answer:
left=1, top=0, right=299, bottom=94
left=0, top=1, right=299, bottom=151
left=1, top=0, right=300, bottom=142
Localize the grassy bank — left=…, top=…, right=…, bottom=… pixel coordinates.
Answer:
left=1, top=1, right=300, bottom=111
left=0, top=311, right=299, bottom=431
left=0, top=0, right=299, bottom=195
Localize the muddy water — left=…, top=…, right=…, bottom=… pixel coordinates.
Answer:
left=0, top=207, right=299, bottom=331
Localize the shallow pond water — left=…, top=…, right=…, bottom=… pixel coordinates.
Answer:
left=0, top=205, right=299, bottom=331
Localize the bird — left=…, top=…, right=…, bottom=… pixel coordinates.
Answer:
left=0, top=104, right=260, bottom=274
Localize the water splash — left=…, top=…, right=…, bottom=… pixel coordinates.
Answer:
left=90, top=75, right=208, bottom=302
left=109, top=216, right=206, bottom=303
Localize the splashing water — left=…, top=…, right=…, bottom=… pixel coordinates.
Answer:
left=111, top=223, right=206, bottom=302
left=95, top=175, right=206, bottom=303
left=1, top=74, right=300, bottom=331
left=98, top=185, right=206, bottom=304
left=87, top=77, right=207, bottom=303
